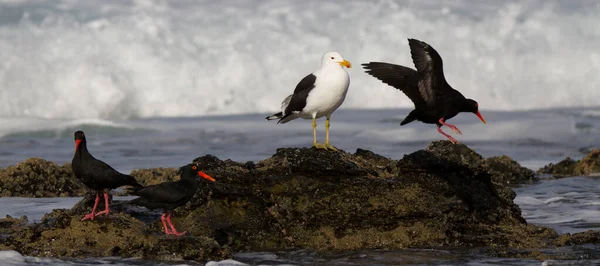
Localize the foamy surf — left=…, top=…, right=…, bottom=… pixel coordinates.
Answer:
left=0, top=0, right=600, bottom=120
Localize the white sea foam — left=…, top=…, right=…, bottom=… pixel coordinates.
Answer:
left=0, top=0, right=599, bottom=120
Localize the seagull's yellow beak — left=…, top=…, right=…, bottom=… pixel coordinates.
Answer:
left=339, top=60, right=352, bottom=68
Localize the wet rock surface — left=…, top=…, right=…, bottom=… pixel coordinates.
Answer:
left=1, top=142, right=599, bottom=263
left=538, top=149, right=600, bottom=177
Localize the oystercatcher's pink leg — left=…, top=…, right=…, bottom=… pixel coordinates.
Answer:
left=82, top=193, right=100, bottom=221
left=161, top=213, right=173, bottom=235
left=94, top=192, right=110, bottom=217
left=438, top=118, right=462, bottom=135
left=166, top=213, right=186, bottom=237
left=437, top=126, right=460, bottom=144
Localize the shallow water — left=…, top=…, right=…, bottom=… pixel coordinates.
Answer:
left=2, top=107, right=600, bottom=173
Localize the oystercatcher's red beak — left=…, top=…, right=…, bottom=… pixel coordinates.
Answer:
left=197, top=171, right=216, bottom=182
left=75, top=139, right=82, bottom=151
left=475, top=111, right=486, bottom=124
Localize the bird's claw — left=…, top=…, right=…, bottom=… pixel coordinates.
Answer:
left=81, top=213, right=95, bottom=221
left=448, top=125, right=462, bottom=135
left=94, top=210, right=109, bottom=217
left=172, top=231, right=186, bottom=237
left=447, top=137, right=460, bottom=144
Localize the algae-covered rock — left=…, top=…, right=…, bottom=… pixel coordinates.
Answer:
left=556, top=230, right=600, bottom=246
left=484, top=155, right=537, bottom=185
left=129, top=167, right=179, bottom=186
left=537, top=157, right=579, bottom=177
left=3, top=209, right=230, bottom=262
left=6, top=141, right=600, bottom=262
left=538, top=149, right=600, bottom=177
left=574, top=150, right=600, bottom=176
left=163, top=142, right=554, bottom=252
left=0, top=158, right=85, bottom=197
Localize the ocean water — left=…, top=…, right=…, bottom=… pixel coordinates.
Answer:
left=1, top=0, right=600, bottom=265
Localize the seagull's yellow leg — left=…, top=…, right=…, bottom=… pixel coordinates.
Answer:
left=324, top=117, right=338, bottom=151
left=312, top=118, right=327, bottom=149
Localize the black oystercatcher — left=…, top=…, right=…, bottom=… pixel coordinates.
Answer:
left=127, top=163, right=216, bottom=236
left=362, top=38, right=486, bottom=144
left=72, top=130, right=143, bottom=221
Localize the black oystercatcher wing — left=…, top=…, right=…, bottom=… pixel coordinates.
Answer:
left=72, top=130, right=142, bottom=221
left=362, top=38, right=486, bottom=144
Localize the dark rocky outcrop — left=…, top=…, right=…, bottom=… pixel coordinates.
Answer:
left=0, top=158, right=86, bottom=197
left=484, top=155, right=536, bottom=185
left=0, top=142, right=597, bottom=263
left=538, top=149, right=600, bottom=177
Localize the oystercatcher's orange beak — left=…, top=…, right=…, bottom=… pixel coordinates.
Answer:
left=197, top=171, right=216, bottom=182
left=75, top=139, right=82, bottom=151
left=339, top=60, right=351, bottom=68
left=475, top=111, right=486, bottom=124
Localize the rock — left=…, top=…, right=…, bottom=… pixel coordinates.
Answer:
left=2, top=209, right=230, bottom=262
left=4, top=142, right=600, bottom=262
left=537, top=157, right=579, bottom=177
left=129, top=167, right=179, bottom=187
left=170, top=142, right=554, bottom=252
left=538, top=149, right=600, bottom=177
left=556, top=230, right=600, bottom=246
left=484, top=155, right=537, bottom=185
left=0, top=158, right=85, bottom=197
left=574, top=150, right=600, bottom=176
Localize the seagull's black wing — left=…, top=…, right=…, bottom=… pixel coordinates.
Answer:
left=279, top=73, right=316, bottom=122
left=361, top=62, right=423, bottom=108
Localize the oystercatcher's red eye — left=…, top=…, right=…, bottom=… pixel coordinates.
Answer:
left=475, top=103, right=478, bottom=108
left=192, top=165, right=197, bottom=170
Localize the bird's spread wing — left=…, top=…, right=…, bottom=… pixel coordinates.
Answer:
left=408, top=38, right=451, bottom=107
left=280, top=73, right=316, bottom=120
left=133, top=181, right=189, bottom=203
left=361, top=62, right=423, bottom=108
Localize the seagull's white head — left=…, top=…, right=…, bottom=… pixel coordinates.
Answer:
left=321, top=51, right=351, bottom=68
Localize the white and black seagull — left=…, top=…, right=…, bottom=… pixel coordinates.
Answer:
left=266, top=51, right=351, bottom=151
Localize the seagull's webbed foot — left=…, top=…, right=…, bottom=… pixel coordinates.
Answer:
left=324, top=143, right=338, bottom=151
left=312, top=143, right=328, bottom=150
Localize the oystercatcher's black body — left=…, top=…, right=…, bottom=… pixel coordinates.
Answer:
left=128, top=163, right=215, bottom=236
left=72, top=130, right=142, bottom=221
left=362, top=38, right=486, bottom=143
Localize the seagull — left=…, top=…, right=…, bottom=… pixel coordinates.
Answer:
left=362, top=38, right=486, bottom=144
left=266, top=51, right=351, bottom=150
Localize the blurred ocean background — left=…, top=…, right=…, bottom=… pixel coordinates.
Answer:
left=1, top=0, right=600, bottom=265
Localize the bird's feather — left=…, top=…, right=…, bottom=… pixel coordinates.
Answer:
left=361, top=62, right=423, bottom=108
left=279, top=73, right=317, bottom=122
